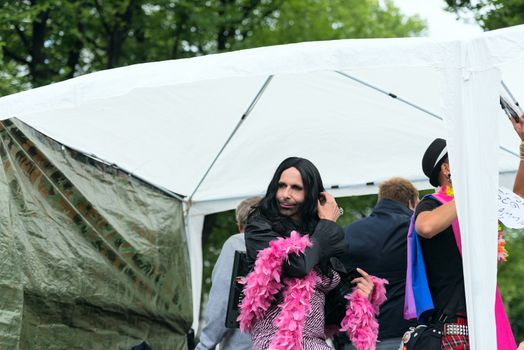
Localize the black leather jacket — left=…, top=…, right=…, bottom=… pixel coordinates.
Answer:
left=244, top=211, right=349, bottom=278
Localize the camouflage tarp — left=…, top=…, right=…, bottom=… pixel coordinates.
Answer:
left=0, top=119, right=192, bottom=349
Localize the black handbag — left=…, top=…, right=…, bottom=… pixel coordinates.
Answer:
left=400, top=322, right=443, bottom=350
left=400, top=283, right=463, bottom=350
left=225, top=250, right=250, bottom=328
left=324, top=257, right=361, bottom=326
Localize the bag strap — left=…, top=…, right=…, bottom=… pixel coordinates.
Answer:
left=434, top=282, right=463, bottom=324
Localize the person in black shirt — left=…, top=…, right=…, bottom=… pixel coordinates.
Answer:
left=340, top=177, right=419, bottom=350
left=415, top=112, right=524, bottom=348
left=413, top=137, right=474, bottom=349
left=406, top=111, right=524, bottom=350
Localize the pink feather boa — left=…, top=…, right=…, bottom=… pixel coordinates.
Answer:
left=238, top=231, right=312, bottom=332
left=238, top=231, right=388, bottom=350
left=270, top=271, right=320, bottom=350
left=340, top=276, right=388, bottom=350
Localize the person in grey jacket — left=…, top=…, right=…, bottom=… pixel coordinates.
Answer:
left=195, top=196, right=261, bottom=350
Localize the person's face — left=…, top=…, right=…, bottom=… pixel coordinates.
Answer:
left=442, top=161, right=451, bottom=175
left=439, top=160, right=452, bottom=185
left=276, top=167, right=305, bottom=221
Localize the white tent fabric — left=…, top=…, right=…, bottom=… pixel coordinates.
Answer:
left=1, top=24, right=524, bottom=348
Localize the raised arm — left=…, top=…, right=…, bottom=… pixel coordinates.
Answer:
left=415, top=200, right=457, bottom=239
left=511, top=113, right=524, bottom=197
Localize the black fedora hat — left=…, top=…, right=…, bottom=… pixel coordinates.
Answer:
left=422, top=138, right=448, bottom=187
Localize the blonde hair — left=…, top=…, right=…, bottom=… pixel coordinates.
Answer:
left=236, top=196, right=261, bottom=228
left=378, top=177, right=419, bottom=207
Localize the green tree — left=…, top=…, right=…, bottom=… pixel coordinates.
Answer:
left=0, top=0, right=284, bottom=94
left=0, top=0, right=423, bottom=95
left=0, top=0, right=87, bottom=88
left=239, top=0, right=425, bottom=48
left=445, top=0, right=524, bottom=30
left=498, top=230, right=524, bottom=340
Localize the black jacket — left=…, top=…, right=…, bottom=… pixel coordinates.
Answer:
left=245, top=212, right=349, bottom=277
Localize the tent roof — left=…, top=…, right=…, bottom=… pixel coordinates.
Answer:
left=1, top=26, right=523, bottom=212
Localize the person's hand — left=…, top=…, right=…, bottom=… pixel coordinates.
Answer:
left=351, top=268, right=374, bottom=299
left=509, top=112, right=524, bottom=141
left=518, top=341, right=524, bottom=350
left=317, top=192, right=340, bottom=222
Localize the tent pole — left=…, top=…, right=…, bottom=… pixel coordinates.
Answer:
left=335, top=71, right=520, bottom=159
left=499, top=145, right=519, bottom=158
left=187, top=75, right=274, bottom=204
left=335, top=70, right=443, bottom=120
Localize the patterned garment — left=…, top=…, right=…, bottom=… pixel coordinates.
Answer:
left=251, top=271, right=341, bottom=350
left=441, top=316, right=469, bottom=350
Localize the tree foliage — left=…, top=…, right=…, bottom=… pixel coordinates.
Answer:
left=444, top=0, right=524, bottom=30
left=498, top=230, right=524, bottom=340
left=240, top=0, right=425, bottom=48
left=0, top=0, right=285, bottom=93
left=0, top=0, right=424, bottom=96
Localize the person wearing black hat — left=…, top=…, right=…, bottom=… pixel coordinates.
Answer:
left=410, top=114, right=524, bottom=349
left=416, top=137, right=458, bottom=240
left=413, top=137, right=469, bottom=349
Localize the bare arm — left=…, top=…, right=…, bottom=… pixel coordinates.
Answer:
left=511, top=113, right=524, bottom=197
left=415, top=200, right=457, bottom=239
left=513, top=160, right=524, bottom=197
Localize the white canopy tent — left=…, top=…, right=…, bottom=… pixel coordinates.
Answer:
left=1, top=24, right=524, bottom=349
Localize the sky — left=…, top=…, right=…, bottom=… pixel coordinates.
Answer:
left=392, top=0, right=484, bottom=38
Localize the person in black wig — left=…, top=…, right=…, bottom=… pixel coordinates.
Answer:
left=243, top=157, right=374, bottom=350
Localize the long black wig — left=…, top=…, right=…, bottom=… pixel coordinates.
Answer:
left=255, top=157, right=325, bottom=232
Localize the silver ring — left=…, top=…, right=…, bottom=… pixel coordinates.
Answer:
left=339, top=207, right=344, bottom=216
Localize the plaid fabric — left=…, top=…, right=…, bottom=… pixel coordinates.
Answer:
left=441, top=316, right=469, bottom=350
